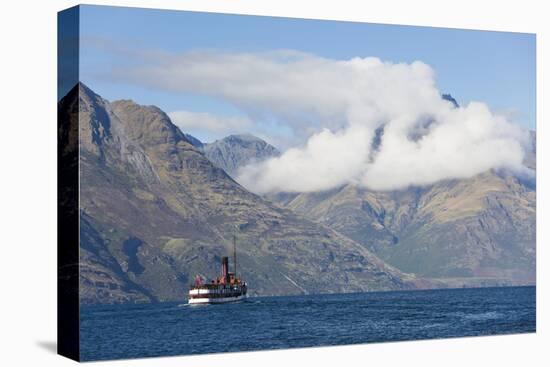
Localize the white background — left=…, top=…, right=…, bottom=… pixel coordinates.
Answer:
left=0, top=0, right=547, bottom=366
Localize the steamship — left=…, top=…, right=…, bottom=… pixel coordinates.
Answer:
left=188, top=236, right=247, bottom=305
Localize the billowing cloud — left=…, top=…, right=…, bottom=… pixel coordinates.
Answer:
left=359, top=103, right=528, bottom=190
left=108, top=49, right=531, bottom=192
left=238, top=125, right=373, bottom=193
left=239, top=102, right=529, bottom=192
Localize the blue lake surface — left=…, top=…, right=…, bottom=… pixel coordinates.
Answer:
left=80, top=286, right=535, bottom=361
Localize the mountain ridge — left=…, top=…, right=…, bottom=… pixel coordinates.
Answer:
left=67, top=83, right=416, bottom=304
left=268, top=168, right=535, bottom=285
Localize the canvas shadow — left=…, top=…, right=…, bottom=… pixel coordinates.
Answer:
left=36, top=340, right=57, bottom=354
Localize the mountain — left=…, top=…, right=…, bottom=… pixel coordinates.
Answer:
left=258, top=83, right=535, bottom=286
left=268, top=167, right=536, bottom=287
left=441, top=93, right=459, bottom=108
left=265, top=97, right=535, bottom=287
left=203, top=134, right=280, bottom=177
left=65, top=83, right=416, bottom=304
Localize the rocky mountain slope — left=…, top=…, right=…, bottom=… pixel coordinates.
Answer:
left=203, top=134, right=280, bottom=177
left=66, top=83, right=416, bottom=304
left=268, top=169, right=536, bottom=287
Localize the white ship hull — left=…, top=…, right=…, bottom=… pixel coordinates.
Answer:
left=188, top=294, right=247, bottom=305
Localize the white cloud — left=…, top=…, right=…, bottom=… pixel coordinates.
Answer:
left=359, top=103, right=529, bottom=191
left=237, top=126, right=372, bottom=193
left=168, top=110, right=252, bottom=133
left=110, top=49, right=531, bottom=192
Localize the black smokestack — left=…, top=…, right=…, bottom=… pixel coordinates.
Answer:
left=221, top=256, right=229, bottom=282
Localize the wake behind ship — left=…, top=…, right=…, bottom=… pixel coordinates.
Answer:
left=188, top=237, right=247, bottom=304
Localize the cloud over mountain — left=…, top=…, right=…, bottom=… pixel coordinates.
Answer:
left=110, top=49, right=531, bottom=192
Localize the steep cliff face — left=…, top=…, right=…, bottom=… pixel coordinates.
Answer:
left=69, top=83, right=413, bottom=304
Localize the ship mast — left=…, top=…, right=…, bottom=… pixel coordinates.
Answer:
left=233, top=234, right=237, bottom=279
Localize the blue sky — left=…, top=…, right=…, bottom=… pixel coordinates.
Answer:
left=77, top=5, right=536, bottom=143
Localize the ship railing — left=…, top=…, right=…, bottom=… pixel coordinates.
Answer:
left=189, top=282, right=244, bottom=290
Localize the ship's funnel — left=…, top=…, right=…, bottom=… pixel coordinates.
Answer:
left=221, top=256, right=229, bottom=282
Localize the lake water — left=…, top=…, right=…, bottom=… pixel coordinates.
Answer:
left=80, top=286, right=535, bottom=361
